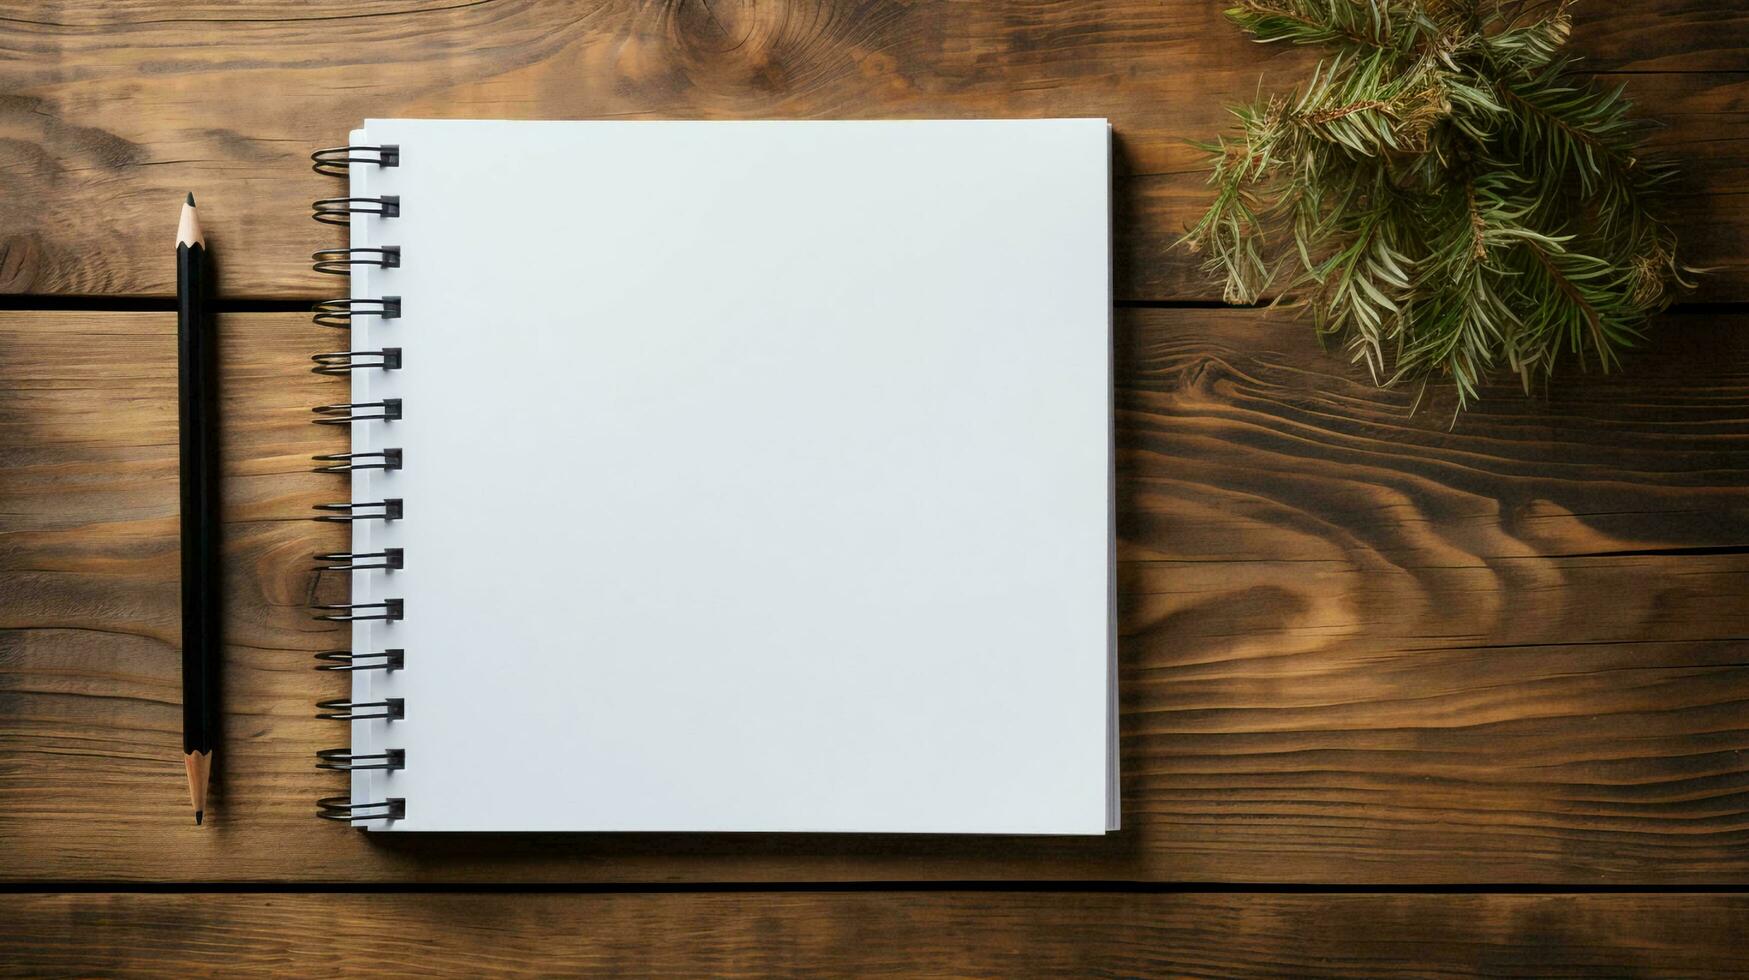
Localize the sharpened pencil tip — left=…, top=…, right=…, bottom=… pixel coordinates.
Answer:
left=186, top=192, right=195, bottom=206
left=195, top=810, right=203, bottom=825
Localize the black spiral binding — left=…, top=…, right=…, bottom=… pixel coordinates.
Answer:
left=317, top=748, right=406, bottom=772
left=312, top=246, right=401, bottom=275
left=316, top=698, right=405, bottom=721
left=313, top=399, right=402, bottom=425
left=313, top=195, right=401, bottom=225
left=312, top=348, right=401, bottom=376
left=315, top=648, right=405, bottom=671
left=311, top=143, right=406, bottom=826
left=316, top=549, right=405, bottom=572
left=317, top=796, right=406, bottom=822
left=313, top=599, right=404, bottom=623
left=313, top=297, right=400, bottom=330
left=311, top=143, right=399, bottom=177
left=312, top=449, right=403, bottom=473
left=313, top=498, right=403, bottom=523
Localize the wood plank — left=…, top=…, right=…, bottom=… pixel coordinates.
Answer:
left=0, top=2, right=1744, bottom=300
left=3, top=892, right=1748, bottom=977
left=1, top=308, right=1744, bottom=883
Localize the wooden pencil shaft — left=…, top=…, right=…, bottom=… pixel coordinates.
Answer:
left=177, top=218, right=220, bottom=757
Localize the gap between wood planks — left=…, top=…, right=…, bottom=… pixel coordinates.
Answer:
left=0, top=296, right=1747, bottom=316
left=2, top=881, right=1749, bottom=895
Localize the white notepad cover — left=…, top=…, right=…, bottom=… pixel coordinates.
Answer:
left=342, top=119, right=1115, bottom=833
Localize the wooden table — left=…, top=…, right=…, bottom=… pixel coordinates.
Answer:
left=2, top=2, right=1746, bottom=974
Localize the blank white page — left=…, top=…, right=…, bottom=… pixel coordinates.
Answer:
left=344, top=119, right=1113, bottom=833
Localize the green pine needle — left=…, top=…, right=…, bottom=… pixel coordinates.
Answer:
left=1180, top=0, right=1693, bottom=413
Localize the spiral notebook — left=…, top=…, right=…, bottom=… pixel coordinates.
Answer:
left=309, top=119, right=1116, bottom=833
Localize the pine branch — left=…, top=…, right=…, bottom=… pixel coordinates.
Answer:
left=1522, top=240, right=1621, bottom=370
left=1182, top=0, right=1689, bottom=414
left=1227, top=0, right=1397, bottom=51
left=1483, top=0, right=1573, bottom=69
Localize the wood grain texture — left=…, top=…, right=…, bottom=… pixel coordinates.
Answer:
left=0, top=1, right=1744, bottom=300
left=1, top=308, right=1744, bottom=884
left=3, top=892, right=1748, bottom=977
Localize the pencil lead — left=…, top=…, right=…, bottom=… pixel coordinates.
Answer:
left=195, top=810, right=203, bottom=825
left=186, top=192, right=195, bottom=206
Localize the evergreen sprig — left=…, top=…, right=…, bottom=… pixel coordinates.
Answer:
left=1181, top=0, right=1692, bottom=411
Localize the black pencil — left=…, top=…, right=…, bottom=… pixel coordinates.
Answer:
left=177, top=192, right=220, bottom=825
